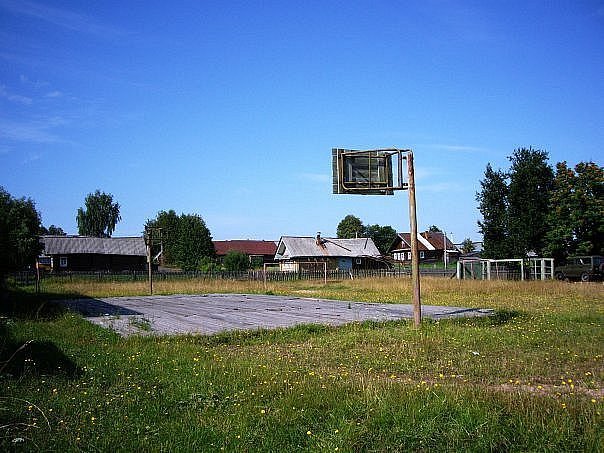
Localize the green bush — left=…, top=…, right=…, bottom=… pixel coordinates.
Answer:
left=223, top=250, right=249, bottom=271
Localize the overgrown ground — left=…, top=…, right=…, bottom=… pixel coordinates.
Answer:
left=1, top=277, right=602, bottom=451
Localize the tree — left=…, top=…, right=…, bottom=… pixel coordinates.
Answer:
left=223, top=250, right=249, bottom=271
left=145, top=210, right=180, bottom=265
left=507, top=147, right=554, bottom=257
left=460, top=238, right=475, bottom=254
left=173, top=214, right=215, bottom=271
left=337, top=215, right=364, bottom=239
left=76, top=190, right=121, bottom=237
left=364, top=224, right=397, bottom=255
left=545, top=161, right=604, bottom=258
left=428, top=225, right=441, bottom=232
left=40, top=225, right=66, bottom=236
left=0, top=187, right=42, bottom=281
left=544, top=162, right=577, bottom=260
left=476, top=164, right=509, bottom=259
left=146, top=211, right=215, bottom=270
left=573, top=162, right=604, bottom=255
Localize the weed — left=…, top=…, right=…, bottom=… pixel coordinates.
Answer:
left=0, top=277, right=602, bottom=450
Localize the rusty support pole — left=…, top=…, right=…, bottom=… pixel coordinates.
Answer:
left=407, top=151, right=422, bottom=327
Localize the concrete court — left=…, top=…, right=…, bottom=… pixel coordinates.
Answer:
left=60, top=293, right=494, bottom=337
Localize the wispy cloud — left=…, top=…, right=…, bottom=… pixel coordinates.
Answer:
left=422, top=143, right=489, bottom=153
left=19, top=74, right=49, bottom=89
left=298, top=173, right=330, bottom=183
left=44, top=90, right=62, bottom=98
left=22, top=152, right=42, bottom=165
left=417, top=182, right=466, bottom=193
left=0, top=85, right=33, bottom=105
left=0, top=117, right=64, bottom=143
left=0, top=0, right=126, bottom=39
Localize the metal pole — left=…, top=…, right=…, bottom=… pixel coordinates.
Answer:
left=407, top=151, right=421, bottom=327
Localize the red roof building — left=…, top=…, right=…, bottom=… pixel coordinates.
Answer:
left=213, top=240, right=277, bottom=265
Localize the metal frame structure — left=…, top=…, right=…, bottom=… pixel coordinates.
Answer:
left=332, top=147, right=422, bottom=327
left=456, top=258, right=555, bottom=281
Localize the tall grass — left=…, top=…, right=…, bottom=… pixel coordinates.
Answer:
left=1, top=278, right=602, bottom=451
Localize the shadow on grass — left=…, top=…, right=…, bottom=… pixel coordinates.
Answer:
left=443, top=309, right=523, bottom=327
left=0, top=286, right=69, bottom=320
left=0, top=322, right=83, bottom=379
left=0, top=286, right=111, bottom=380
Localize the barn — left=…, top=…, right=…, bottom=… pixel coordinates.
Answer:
left=40, top=235, right=147, bottom=272
left=274, top=233, right=389, bottom=271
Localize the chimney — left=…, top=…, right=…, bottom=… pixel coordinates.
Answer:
left=316, top=232, right=322, bottom=245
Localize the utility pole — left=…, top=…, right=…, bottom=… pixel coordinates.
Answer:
left=407, top=151, right=421, bottom=327
left=144, top=227, right=162, bottom=295
left=443, top=230, right=447, bottom=269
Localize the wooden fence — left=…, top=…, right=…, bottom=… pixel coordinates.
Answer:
left=9, top=267, right=456, bottom=286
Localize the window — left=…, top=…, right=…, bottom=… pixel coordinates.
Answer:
left=407, top=252, right=412, bottom=260
left=60, top=257, right=68, bottom=268
left=420, top=251, right=425, bottom=259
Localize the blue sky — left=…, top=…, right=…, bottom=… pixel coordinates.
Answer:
left=1, top=1, right=603, bottom=242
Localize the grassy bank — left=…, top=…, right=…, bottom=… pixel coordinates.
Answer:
left=1, top=278, right=602, bottom=451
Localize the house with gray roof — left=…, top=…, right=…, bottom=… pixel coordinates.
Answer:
left=40, top=235, right=147, bottom=272
left=274, top=233, right=390, bottom=271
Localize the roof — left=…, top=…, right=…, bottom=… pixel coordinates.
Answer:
left=389, top=232, right=459, bottom=253
left=392, top=233, right=430, bottom=252
left=41, top=235, right=147, bottom=256
left=275, top=236, right=381, bottom=260
left=213, top=240, right=277, bottom=256
left=421, top=231, right=458, bottom=251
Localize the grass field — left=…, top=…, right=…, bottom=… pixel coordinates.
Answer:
left=1, top=277, right=602, bottom=451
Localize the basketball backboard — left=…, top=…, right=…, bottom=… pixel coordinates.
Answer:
left=332, top=148, right=408, bottom=195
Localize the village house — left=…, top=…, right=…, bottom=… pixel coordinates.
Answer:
left=213, top=240, right=277, bottom=267
left=388, top=231, right=460, bottom=264
left=39, top=235, right=147, bottom=272
left=274, top=233, right=389, bottom=271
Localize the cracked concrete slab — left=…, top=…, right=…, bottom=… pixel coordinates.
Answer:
left=59, top=293, right=494, bottom=337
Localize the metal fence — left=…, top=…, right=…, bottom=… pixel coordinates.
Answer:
left=457, top=258, right=555, bottom=281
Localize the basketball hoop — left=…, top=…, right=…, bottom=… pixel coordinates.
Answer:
left=331, top=147, right=422, bottom=327
left=332, top=148, right=409, bottom=195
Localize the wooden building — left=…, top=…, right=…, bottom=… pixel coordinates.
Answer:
left=274, top=233, right=390, bottom=271
left=388, top=231, right=460, bottom=264
left=40, top=235, right=147, bottom=272
left=213, top=240, right=277, bottom=267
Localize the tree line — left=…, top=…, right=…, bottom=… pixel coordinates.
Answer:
left=477, top=147, right=603, bottom=260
